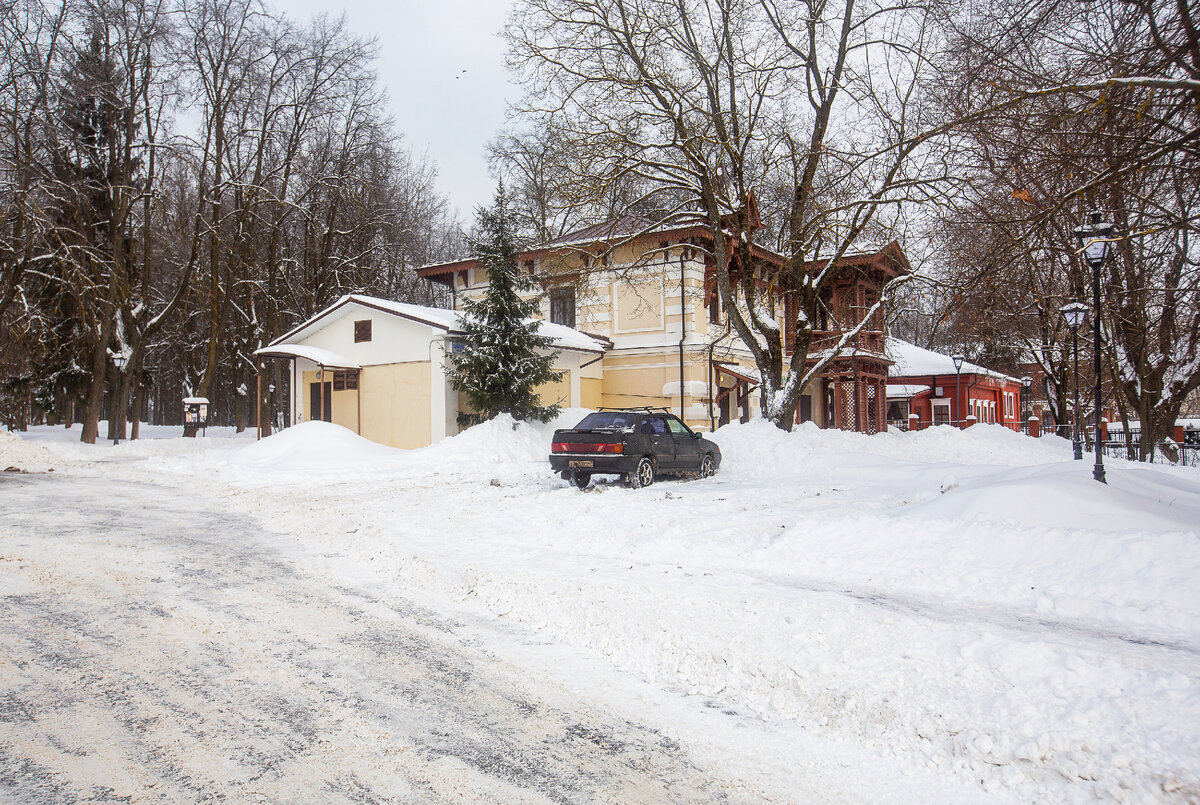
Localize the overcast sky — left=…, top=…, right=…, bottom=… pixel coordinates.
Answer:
left=281, top=0, right=518, bottom=219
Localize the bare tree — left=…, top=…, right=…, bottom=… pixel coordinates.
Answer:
left=507, top=0, right=944, bottom=429
left=934, top=0, right=1200, bottom=460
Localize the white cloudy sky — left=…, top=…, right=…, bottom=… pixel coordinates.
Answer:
left=280, top=0, right=518, bottom=217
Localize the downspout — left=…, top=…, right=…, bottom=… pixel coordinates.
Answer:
left=679, top=252, right=686, bottom=420
left=708, top=341, right=716, bottom=432
left=317, top=363, right=324, bottom=423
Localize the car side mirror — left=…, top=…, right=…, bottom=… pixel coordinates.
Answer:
left=692, top=432, right=702, bottom=439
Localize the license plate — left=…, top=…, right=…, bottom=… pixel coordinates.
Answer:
left=568, top=460, right=594, bottom=468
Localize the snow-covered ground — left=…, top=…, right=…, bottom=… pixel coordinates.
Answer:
left=3, top=416, right=1198, bottom=803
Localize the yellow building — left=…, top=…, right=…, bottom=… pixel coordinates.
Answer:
left=418, top=218, right=907, bottom=434
left=256, top=295, right=607, bottom=449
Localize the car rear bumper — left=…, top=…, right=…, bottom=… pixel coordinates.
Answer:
left=548, top=454, right=633, bottom=475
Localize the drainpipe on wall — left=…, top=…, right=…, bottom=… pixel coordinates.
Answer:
left=679, top=252, right=686, bottom=421
left=707, top=341, right=716, bottom=432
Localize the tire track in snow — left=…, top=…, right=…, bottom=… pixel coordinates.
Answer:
left=0, top=473, right=731, bottom=804
left=742, top=570, right=1200, bottom=659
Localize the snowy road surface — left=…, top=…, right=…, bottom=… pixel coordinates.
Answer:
left=0, top=473, right=722, bottom=803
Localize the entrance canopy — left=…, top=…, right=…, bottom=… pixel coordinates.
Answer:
left=253, top=343, right=360, bottom=369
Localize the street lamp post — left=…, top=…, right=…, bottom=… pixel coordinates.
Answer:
left=1060, top=301, right=1089, bottom=461
left=952, top=353, right=965, bottom=427
left=111, top=353, right=127, bottom=446
left=1021, top=375, right=1032, bottom=429
left=1073, top=211, right=1115, bottom=484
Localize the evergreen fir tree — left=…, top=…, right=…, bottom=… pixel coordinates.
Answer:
left=447, top=184, right=562, bottom=424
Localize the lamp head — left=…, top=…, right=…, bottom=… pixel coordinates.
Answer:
left=951, top=353, right=965, bottom=371
left=1059, top=301, right=1089, bottom=330
left=1022, top=376, right=1032, bottom=388
left=1074, top=211, right=1115, bottom=269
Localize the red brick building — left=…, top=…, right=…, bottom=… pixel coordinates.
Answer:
left=886, top=340, right=1026, bottom=430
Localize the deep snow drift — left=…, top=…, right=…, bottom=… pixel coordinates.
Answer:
left=7, top=416, right=1199, bottom=803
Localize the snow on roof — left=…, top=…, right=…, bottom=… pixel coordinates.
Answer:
left=522, top=319, right=609, bottom=353
left=345, top=294, right=459, bottom=330
left=182, top=397, right=209, bottom=404
left=539, top=214, right=659, bottom=248
left=268, top=293, right=607, bottom=355
left=887, top=337, right=1019, bottom=383
left=253, top=343, right=361, bottom=368
left=886, top=384, right=931, bottom=398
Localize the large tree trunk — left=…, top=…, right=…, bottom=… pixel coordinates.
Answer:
left=80, top=331, right=111, bottom=445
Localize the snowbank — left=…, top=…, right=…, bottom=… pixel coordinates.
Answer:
left=0, top=430, right=60, bottom=473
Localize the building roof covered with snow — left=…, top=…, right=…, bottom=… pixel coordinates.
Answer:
left=886, top=338, right=1019, bottom=383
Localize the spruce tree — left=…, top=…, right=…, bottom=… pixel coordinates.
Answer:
left=448, top=185, right=562, bottom=424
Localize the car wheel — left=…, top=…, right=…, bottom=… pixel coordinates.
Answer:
left=629, top=457, right=655, bottom=489
left=698, top=454, right=716, bottom=478
left=570, top=472, right=591, bottom=489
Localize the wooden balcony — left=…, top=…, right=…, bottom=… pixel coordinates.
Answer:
left=800, top=330, right=887, bottom=358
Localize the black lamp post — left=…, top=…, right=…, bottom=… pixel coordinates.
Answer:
left=111, top=353, right=127, bottom=446
left=1059, top=301, right=1088, bottom=461
left=1073, top=211, right=1115, bottom=484
left=1021, top=375, right=1032, bottom=428
left=952, top=353, right=965, bottom=427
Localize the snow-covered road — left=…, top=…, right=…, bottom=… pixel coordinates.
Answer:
left=0, top=473, right=727, bottom=803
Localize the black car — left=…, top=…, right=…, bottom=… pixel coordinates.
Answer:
left=549, top=408, right=722, bottom=489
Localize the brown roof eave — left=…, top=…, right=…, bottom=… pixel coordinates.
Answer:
left=416, top=257, right=479, bottom=279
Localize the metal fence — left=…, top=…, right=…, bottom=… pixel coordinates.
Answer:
left=1103, top=429, right=1200, bottom=467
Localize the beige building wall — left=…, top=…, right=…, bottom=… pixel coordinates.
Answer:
left=299, top=368, right=360, bottom=433
left=360, top=362, right=432, bottom=449
left=298, top=363, right=432, bottom=449
left=538, top=371, right=569, bottom=408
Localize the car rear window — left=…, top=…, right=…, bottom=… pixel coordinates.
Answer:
left=575, top=412, right=639, bottom=430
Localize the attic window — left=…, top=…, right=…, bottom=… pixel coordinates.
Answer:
left=354, top=320, right=372, bottom=343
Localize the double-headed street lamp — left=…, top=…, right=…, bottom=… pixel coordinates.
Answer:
left=1059, top=301, right=1089, bottom=461
left=952, top=353, right=965, bottom=427
left=1073, top=212, right=1115, bottom=484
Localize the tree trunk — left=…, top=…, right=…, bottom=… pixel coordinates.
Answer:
left=80, top=333, right=111, bottom=444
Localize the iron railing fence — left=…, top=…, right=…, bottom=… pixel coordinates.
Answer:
left=1102, top=434, right=1200, bottom=467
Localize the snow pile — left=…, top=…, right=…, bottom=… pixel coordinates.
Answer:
left=18, top=423, right=253, bottom=467
left=711, top=418, right=1074, bottom=478
left=233, top=421, right=403, bottom=472
left=909, top=461, right=1200, bottom=532
left=0, top=430, right=60, bottom=473
left=424, top=408, right=589, bottom=469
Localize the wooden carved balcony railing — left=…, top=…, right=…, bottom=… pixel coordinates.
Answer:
left=798, top=330, right=887, bottom=359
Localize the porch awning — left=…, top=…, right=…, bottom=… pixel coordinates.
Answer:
left=713, top=362, right=760, bottom=385
left=253, top=343, right=360, bottom=369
